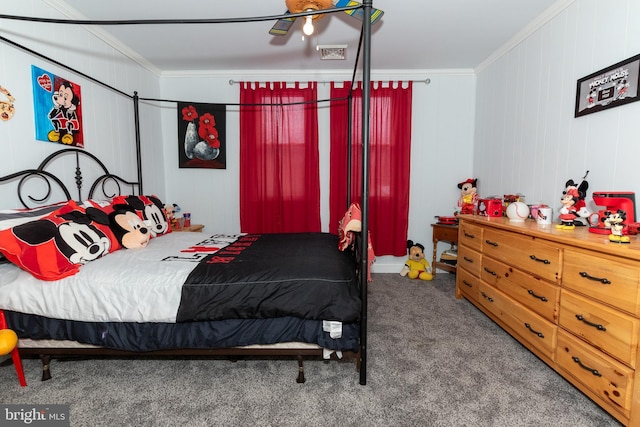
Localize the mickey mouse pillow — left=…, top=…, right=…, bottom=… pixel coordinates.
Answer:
left=0, top=200, right=119, bottom=281
left=110, top=195, right=171, bottom=237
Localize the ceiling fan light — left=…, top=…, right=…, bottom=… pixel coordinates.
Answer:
left=302, top=15, right=314, bottom=36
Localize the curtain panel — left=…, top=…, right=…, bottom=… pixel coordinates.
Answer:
left=329, top=81, right=413, bottom=256
left=239, top=82, right=321, bottom=233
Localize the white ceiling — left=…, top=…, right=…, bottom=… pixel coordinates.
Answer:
left=49, top=0, right=564, bottom=74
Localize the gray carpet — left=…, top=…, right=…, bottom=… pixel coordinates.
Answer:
left=0, top=273, right=622, bottom=426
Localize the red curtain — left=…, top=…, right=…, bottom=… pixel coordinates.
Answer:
left=239, top=82, right=321, bottom=233
left=329, top=81, right=412, bottom=256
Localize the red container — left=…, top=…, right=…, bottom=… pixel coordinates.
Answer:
left=477, top=198, right=503, bottom=217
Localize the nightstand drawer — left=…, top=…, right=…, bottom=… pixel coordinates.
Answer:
left=563, top=248, right=640, bottom=316
left=559, top=290, right=639, bottom=367
left=172, top=224, right=204, bottom=232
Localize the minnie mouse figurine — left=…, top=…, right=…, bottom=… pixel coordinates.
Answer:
left=555, top=172, right=590, bottom=230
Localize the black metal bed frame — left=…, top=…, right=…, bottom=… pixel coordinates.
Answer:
left=0, top=1, right=374, bottom=385
left=0, top=148, right=141, bottom=208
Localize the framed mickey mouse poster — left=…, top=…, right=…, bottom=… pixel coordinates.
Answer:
left=575, top=54, right=640, bottom=117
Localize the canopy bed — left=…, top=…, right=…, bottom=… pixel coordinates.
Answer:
left=0, top=2, right=376, bottom=385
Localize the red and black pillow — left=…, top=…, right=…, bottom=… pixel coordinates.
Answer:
left=0, top=200, right=120, bottom=281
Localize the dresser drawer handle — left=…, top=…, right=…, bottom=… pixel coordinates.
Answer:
left=575, top=314, right=607, bottom=331
left=483, top=267, right=497, bottom=276
left=463, top=232, right=476, bottom=239
left=527, top=289, right=548, bottom=302
left=463, top=256, right=474, bottom=263
left=524, top=323, right=544, bottom=338
left=462, top=280, right=474, bottom=288
left=529, top=255, right=550, bottom=264
left=485, top=239, right=498, bottom=247
left=480, top=292, right=494, bottom=302
left=579, top=271, right=611, bottom=284
left=571, top=356, right=602, bottom=377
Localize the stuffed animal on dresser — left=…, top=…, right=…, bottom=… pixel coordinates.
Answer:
left=400, top=240, right=433, bottom=281
left=456, top=178, right=479, bottom=215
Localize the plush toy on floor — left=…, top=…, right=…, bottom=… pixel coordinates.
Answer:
left=400, top=240, right=433, bottom=281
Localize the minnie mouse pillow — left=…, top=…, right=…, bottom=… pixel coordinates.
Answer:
left=0, top=200, right=119, bottom=281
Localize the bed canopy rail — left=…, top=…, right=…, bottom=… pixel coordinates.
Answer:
left=0, top=148, right=141, bottom=209
left=0, top=1, right=375, bottom=385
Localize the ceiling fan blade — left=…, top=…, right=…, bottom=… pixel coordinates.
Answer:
left=269, top=11, right=297, bottom=36
left=334, top=0, right=384, bottom=24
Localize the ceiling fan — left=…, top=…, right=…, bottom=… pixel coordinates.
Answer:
left=269, top=0, right=384, bottom=36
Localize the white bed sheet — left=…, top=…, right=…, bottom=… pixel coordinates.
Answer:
left=0, top=232, right=239, bottom=323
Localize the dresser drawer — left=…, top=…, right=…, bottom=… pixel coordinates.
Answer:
left=481, top=256, right=559, bottom=323
left=557, top=330, right=633, bottom=417
left=457, top=245, right=481, bottom=277
left=458, top=221, right=483, bottom=252
left=563, top=248, right=640, bottom=316
left=456, top=266, right=479, bottom=302
left=477, top=282, right=556, bottom=360
left=559, top=290, right=639, bottom=367
left=482, top=228, right=561, bottom=283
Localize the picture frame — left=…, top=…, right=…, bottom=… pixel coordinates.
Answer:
left=177, top=102, right=226, bottom=169
left=575, top=54, right=640, bottom=117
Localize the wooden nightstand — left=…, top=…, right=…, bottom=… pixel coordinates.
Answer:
left=431, top=223, right=458, bottom=277
left=172, top=224, right=204, bottom=232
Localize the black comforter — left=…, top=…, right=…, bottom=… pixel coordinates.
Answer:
left=176, top=233, right=361, bottom=323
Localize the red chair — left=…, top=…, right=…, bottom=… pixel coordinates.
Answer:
left=0, top=310, right=26, bottom=386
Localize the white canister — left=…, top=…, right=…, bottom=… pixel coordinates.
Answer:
left=536, top=207, right=553, bottom=225
left=506, top=201, right=530, bottom=222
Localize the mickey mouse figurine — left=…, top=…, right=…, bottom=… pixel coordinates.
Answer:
left=456, top=178, right=479, bottom=215
left=604, top=210, right=630, bottom=243
left=555, top=173, right=590, bottom=230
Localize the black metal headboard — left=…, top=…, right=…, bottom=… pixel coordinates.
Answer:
left=0, top=148, right=140, bottom=209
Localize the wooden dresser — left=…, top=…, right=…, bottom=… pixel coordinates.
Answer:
left=455, top=215, right=640, bottom=426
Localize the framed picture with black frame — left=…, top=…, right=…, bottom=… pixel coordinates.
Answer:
left=177, top=102, right=226, bottom=169
left=575, top=53, right=640, bottom=118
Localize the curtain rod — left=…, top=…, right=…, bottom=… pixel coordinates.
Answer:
left=228, top=78, right=431, bottom=85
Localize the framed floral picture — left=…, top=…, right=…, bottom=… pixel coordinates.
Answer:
left=177, top=102, right=226, bottom=169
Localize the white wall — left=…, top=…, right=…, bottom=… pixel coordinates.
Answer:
left=0, top=0, right=164, bottom=208
left=159, top=71, right=477, bottom=272
left=474, top=0, right=640, bottom=217
left=0, top=1, right=476, bottom=275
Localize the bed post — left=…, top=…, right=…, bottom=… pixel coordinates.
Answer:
left=359, top=0, right=373, bottom=386
left=346, top=93, right=353, bottom=209
left=133, top=91, right=144, bottom=195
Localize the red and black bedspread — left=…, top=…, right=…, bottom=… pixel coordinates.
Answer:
left=176, top=233, right=361, bottom=323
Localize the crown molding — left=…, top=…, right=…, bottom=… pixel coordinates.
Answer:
left=44, top=0, right=162, bottom=76
left=475, top=0, right=576, bottom=73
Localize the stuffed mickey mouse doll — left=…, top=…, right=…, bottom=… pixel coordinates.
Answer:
left=400, top=240, right=433, bottom=281
left=456, top=178, right=479, bottom=215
